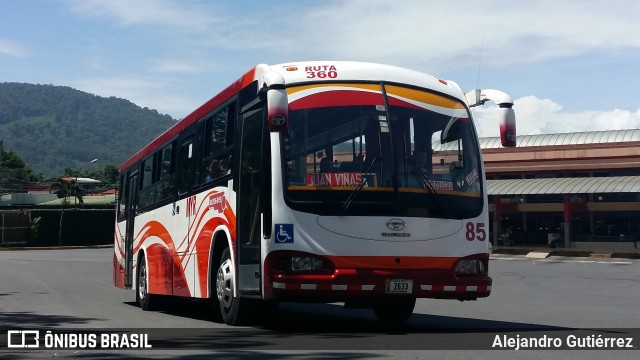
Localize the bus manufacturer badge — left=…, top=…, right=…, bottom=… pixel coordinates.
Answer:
left=271, top=115, right=286, bottom=126
left=383, top=218, right=410, bottom=237
left=386, top=219, right=406, bottom=231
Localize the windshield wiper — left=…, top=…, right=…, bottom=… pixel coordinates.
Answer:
left=406, top=158, right=448, bottom=216
left=343, top=155, right=381, bottom=210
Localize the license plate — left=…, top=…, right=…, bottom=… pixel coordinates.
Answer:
left=385, top=279, right=413, bottom=294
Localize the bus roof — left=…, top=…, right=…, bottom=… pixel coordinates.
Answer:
left=270, top=61, right=463, bottom=98
left=120, top=66, right=258, bottom=172
left=120, top=61, right=464, bottom=172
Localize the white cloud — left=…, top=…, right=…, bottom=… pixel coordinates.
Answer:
left=61, top=0, right=640, bottom=68
left=63, top=1, right=640, bottom=76
left=0, top=38, right=28, bottom=57
left=254, top=0, right=640, bottom=71
left=474, top=96, right=640, bottom=138
left=61, top=0, right=640, bottom=134
left=150, top=59, right=211, bottom=74
left=65, top=0, right=217, bottom=31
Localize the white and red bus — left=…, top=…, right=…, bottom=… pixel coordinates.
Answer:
left=114, top=61, right=516, bottom=325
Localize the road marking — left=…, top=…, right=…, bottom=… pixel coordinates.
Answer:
left=526, top=251, right=550, bottom=259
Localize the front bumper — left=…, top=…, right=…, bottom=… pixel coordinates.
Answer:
left=265, top=268, right=491, bottom=302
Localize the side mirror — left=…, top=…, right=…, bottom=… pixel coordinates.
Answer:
left=499, top=106, right=516, bottom=147
left=262, top=71, right=289, bottom=133
left=267, top=88, right=288, bottom=133
left=464, top=88, right=517, bottom=148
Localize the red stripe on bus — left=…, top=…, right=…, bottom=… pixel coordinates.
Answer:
left=326, top=255, right=457, bottom=270
left=289, top=90, right=383, bottom=110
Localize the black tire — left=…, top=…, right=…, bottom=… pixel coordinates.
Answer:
left=216, top=247, right=251, bottom=325
left=208, top=250, right=224, bottom=323
left=373, top=298, right=416, bottom=326
left=136, top=256, right=159, bottom=311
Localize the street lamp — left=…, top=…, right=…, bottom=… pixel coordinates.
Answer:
left=77, top=158, right=99, bottom=176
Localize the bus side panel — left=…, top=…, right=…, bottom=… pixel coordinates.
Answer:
left=146, top=243, right=174, bottom=295
left=191, top=187, right=237, bottom=298
left=172, top=195, right=192, bottom=297
left=130, top=208, right=180, bottom=297
left=113, top=222, right=127, bottom=289
left=194, top=224, right=214, bottom=298
left=118, top=186, right=236, bottom=299
left=113, top=252, right=125, bottom=288
left=140, top=187, right=237, bottom=299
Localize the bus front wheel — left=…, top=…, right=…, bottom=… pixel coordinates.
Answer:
left=216, top=247, right=251, bottom=325
left=373, top=298, right=416, bottom=325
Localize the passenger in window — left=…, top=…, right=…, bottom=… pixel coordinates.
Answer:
left=219, top=159, right=227, bottom=175
left=205, top=159, right=223, bottom=182
left=320, top=157, right=332, bottom=173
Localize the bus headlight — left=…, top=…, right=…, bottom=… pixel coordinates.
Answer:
left=291, top=256, right=323, bottom=271
left=454, top=259, right=487, bottom=275
left=269, top=251, right=334, bottom=274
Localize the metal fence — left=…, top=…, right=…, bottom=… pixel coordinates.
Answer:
left=0, top=210, right=30, bottom=245
left=0, top=209, right=115, bottom=247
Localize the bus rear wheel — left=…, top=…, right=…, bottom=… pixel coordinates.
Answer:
left=373, top=298, right=416, bottom=325
left=136, top=256, right=158, bottom=311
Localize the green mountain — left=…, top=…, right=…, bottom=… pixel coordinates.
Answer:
left=0, top=83, right=176, bottom=179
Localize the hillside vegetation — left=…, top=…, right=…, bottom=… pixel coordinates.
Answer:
left=0, top=83, right=176, bottom=178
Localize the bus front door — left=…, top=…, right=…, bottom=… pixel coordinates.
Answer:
left=236, top=107, right=267, bottom=295
left=124, top=172, right=139, bottom=289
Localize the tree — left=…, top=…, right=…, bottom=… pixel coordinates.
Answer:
left=53, top=177, right=84, bottom=204
left=0, top=141, right=39, bottom=192
left=87, top=164, right=119, bottom=188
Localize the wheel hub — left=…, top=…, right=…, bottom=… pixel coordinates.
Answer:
left=216, top=259, right=233, bottom=308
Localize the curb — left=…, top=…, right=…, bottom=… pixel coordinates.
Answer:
left=492, top=247, right=640, bottom=260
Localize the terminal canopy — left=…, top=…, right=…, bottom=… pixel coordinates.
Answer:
left=487, top=176, right=640, bottom=195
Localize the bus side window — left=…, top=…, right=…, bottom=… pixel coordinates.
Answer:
left=156, top=142, right=175, bottom=201
left=201, top=103, right=235, bottom=184
left=178, top=139, right=195, bottom=195
left=138, top=155, right=155, bottom=208
left=117, top=172, right=128, bottom=220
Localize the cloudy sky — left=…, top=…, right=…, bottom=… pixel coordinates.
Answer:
left=2, top=0, right=640, bottom=137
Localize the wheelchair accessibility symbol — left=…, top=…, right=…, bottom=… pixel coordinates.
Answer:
left=275, top=224, right=294, bottom=243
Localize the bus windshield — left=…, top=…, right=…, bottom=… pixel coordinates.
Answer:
left=283, top=82, right=483, bottom=219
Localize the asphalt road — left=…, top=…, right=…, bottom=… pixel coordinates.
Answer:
left=0, top=248, right=638, bottom=359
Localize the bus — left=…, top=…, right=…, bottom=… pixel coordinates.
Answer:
left=113, top=61, right=516, bottom=325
